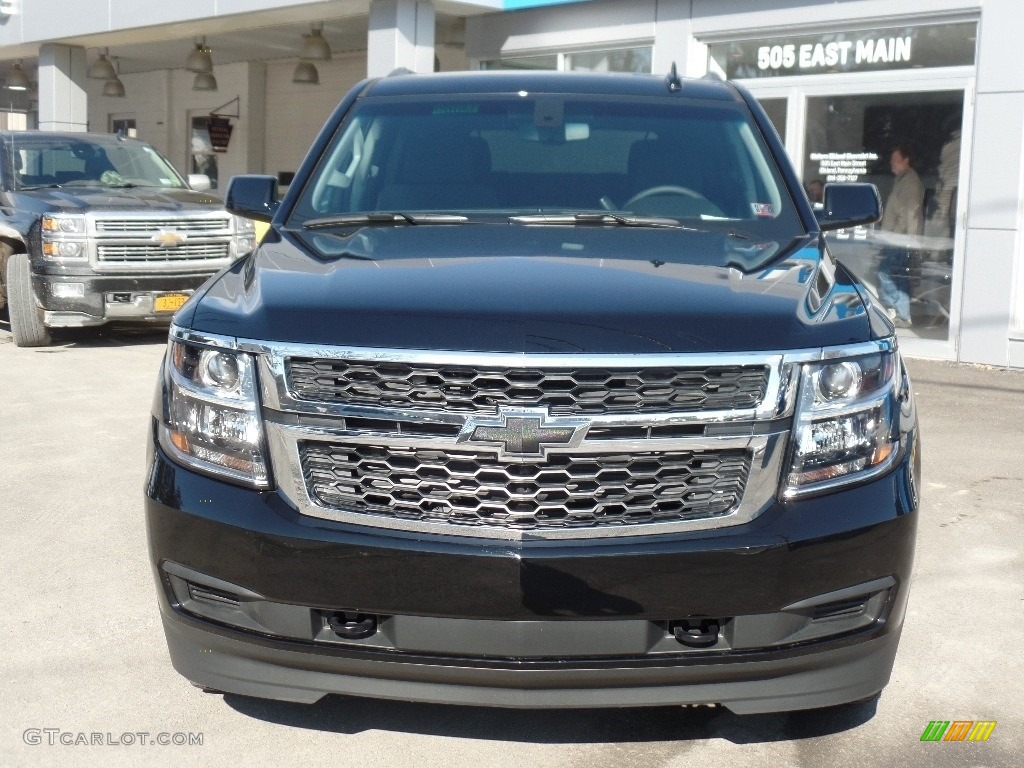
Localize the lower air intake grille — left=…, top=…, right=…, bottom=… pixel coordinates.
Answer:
left=300, top=443, right=751, bottom=530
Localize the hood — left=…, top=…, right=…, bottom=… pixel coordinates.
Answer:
left=185, top=225, right=871, bottom=354
left=8, top=186, right=222, bottom=213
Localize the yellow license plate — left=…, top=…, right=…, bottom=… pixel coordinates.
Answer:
left=155, top=293, right=189, bottom=313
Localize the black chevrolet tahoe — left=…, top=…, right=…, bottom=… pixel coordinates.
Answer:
left=145, top=70, right=920, bottom=714
left=0, top=131, right=255, bottom=346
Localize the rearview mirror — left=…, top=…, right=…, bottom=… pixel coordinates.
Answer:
left=225, top=175, right=280, bottom=223
left=187, top=174, right=212, bottom=192
left=815, top=183, right=881, bottom=232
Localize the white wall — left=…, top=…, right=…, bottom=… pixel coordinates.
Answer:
left=86, top=61, right=269, bottom=193
left=962, top=0, right=1024, bottom=366
left=263, top=51, right=367, bottom=186
left=87, top=70, right=171, bottom=153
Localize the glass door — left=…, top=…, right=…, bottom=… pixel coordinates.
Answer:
left=747, top=76, right=973, bottom=359
left=189, top=113, right=218, bottom=190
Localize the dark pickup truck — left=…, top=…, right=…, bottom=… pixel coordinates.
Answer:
left=0, top=131, right=255, bottom=346
left=145, top=70, right=921, bottom=715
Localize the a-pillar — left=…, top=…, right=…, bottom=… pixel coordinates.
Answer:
left=37, top=44, right=88, bottom=132
left=367, top=0, right=435, bottom=78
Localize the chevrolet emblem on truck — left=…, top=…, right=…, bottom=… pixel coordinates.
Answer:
left=153, top=230, right=187, bottom=247
left=456, top=409, right=588, bottom=458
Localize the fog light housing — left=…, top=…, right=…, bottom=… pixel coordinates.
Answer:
left=52, top=282, right=86, bottom=299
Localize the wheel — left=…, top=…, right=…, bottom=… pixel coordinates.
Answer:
left=5, top=252, right=51, bottom=347
left=623, top=185, right=725, bottom=218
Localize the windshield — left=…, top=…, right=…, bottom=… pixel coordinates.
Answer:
left=7, top=136, right=187, bottom=190
left=289, top=93, right=805, bottom=256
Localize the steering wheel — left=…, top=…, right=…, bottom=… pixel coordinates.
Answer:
left=622, top=185, right=712, bottom=211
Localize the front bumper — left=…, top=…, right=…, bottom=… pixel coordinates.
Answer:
left=34, top=270, right=216, bottom=327
left=145, top=423, right=919, bottom=713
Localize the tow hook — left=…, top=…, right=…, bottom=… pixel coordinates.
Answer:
left=671, top=619, right=721, bottom=648
left=326, top=611, right=378, bottom=639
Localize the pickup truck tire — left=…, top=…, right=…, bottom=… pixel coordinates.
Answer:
left=6, top=253, right=52, bottom=347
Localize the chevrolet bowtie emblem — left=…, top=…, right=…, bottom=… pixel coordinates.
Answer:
left=152, top=230, right=187, bottom=247
left=457, top=408, right=589, bottom=460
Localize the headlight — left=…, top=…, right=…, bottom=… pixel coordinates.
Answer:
left=782, top=349, right=901, bottom=497
left=41, top=214, right=88, bottom=260
left=158, top=334, right=270, bottom=488
left=42, top=214, right=86, bottom=234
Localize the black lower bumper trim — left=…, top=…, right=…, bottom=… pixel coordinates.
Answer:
left=161, top=607, right=901, bottom=713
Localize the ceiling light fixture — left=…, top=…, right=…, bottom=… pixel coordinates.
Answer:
left=301, top=23, right=332, bottom=61
left=185, top=37, right=213, bottom=73
left=102, top=57, right=125, bottom=97
left=292, top=60, right=319, bottom=85
left=192, top=71, right=218, bottom=91
left=4, top=60, right=30, bottom=91
left=103, top=76, right=126, bottom=98
left=88, top=48, right=118, bottom=80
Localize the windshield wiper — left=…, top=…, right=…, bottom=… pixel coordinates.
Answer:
left=508, top=213, right=702, bottom=232
left=303, top=212, right=469, bottom=229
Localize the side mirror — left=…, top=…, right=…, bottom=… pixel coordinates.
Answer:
left=187, top=174, right=212, bottom=192
left=815, top=183, right=881, bottom=232
left=225, top=175, right=280, bottom=223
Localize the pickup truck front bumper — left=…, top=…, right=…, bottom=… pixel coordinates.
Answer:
left=145, top=420, right=920, bottom=714
left=33, top=270, right=215, bottom=327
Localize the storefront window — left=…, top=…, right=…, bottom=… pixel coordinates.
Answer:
left=566, top=47, right=652, bottom=73
left=480, top=47, right=652, bottom=74
left=110, top=117, right=137, bottom=138
left=804, top=91, right=964, bottom=341
left=0, top=111, right=27, bottom=131
left=480, top=54, right=559, bottom=71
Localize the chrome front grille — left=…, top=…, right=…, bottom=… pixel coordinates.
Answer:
left=95, top=217, right=230, bottom=233
left=286, top=358, right=770, bottom=415
left=97, top=242, right=230, bottom=263
left=213, top=337, right=804, bottom=540
left=86, top=212, right=235, bottom=271
left=300, top=442, right=751, bottom=530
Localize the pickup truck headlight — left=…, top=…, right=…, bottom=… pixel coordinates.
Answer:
left=41, top=214, right=88, bottom=260
left=782, top=349, right=901, bottom=498
left=231, top=215, right=257, bottom=255
left=158, top=335, right=270, bottom=488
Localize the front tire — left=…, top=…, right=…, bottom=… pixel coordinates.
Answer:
left=6, top=253, right=51, bottom=347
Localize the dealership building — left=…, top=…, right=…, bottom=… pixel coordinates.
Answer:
left=2, top=0, right=1023, bottom=368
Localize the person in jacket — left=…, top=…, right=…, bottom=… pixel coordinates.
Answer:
left=877, top=143, right=925, bottom=328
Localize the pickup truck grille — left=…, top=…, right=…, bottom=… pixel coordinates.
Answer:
left=95, top=217, right=230, bottom=233
left=97, top=243, right=230, bottom=263
left=286, top=359, right=770, bottom=415
left=300, top=442, right=750, bottom=530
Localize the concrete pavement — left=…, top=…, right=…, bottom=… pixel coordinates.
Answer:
left=1, top=321, right=1021, bottom=768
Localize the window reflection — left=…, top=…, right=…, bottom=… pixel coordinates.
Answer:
left=805, top=91, right=963, bottom=339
